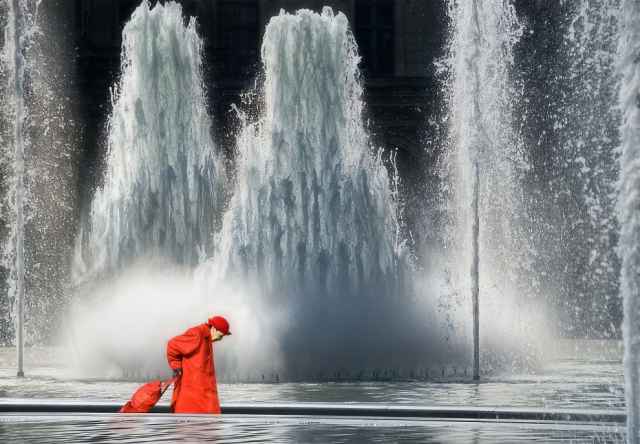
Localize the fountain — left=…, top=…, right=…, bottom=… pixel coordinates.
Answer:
left=1, top=0, right=27, bottom=377
left=73, top=0, right=227, bottom=284
left=67, top=0, right=232, bottom=379
left=556, top=1, right=621, bottom=333
left=0, top=1, right=633, bottom=441
left=515, top=0, right=622, bottom=338
left=617, top=0, right=640, bottom=441
left=192, top=6, right=460, bottom=379
left=1, top=0, right=78, bottom=369
left=68, top=5, right=465, bottom=381
left=439, top=0, right=549, bottom=374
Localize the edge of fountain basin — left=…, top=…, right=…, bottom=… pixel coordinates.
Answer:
left=0, top=399, right=626, bottom=423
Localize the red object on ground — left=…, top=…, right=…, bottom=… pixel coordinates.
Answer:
left=207, top=316, right=231, bottom=336
left=167, top=323, right=221, bottom=414
left=119, top=377, right=175, bottom=413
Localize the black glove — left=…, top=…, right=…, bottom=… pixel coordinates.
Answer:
left=173, top=368, right=183, bottom=378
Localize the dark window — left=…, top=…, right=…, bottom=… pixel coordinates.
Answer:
left=78, top=0, right=119, bottom=49
left=117, top=0, right=141, bottom=34
left=355, top=0, right=395, bottom=77
left=215, top=0, right=260, bottom=78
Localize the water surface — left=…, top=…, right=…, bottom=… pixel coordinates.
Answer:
left=0, top=347, right=626, bottom=442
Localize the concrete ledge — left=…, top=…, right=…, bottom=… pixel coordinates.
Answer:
left=0, top=399, right=626, bottom=423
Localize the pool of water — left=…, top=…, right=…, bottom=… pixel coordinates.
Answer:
left=0, top=343, right=627, bottom=442
left=0, top=414, right=626, bottom=443
left=0, top=359, right=624, bottom=410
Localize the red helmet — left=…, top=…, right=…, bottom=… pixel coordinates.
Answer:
left=207, top=316, right=231, bottom=336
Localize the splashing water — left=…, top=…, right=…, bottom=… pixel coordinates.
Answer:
left=205, top=8, right=403, bottom=287
left=71, top=6, right=461, bottom=381
left=617, top=0, right=640, bottom=441
left=561, top=2, right=620, bottom=309
left=439, top=0, right=551, bottom=373
left=73, top=0, right=226, bottom=284
left=0, top=0, right=30, bottom=349
left=195, top=7, right=453, bottom=379
left=524, top=0, right=622, bottom=337
left=1, top=0, right=79, bottom=349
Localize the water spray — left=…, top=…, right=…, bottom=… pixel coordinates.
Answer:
left=10, top=0, right=26, bottom=379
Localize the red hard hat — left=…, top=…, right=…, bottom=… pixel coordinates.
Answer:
left=207, top=316, right=231, bottom=335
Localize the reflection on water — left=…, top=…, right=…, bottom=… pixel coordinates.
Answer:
left=0, top=358, right=624, bottom=410
left=0, top=414, right=625, bottom=443
left=0, top=350, right=626, bottom=442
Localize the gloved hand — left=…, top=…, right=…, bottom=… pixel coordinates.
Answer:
left=173, top=368, right=183, bottom=378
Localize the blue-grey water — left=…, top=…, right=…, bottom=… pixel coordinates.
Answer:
left=0, top=414, right=625, bottom=443
left=0, top=343, right=626, bottom=442
left=0, top=359, right=624, bottom=410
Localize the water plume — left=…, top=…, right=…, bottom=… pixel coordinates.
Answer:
left=71, top=5, right=464, bottom=381
left=73, top=0, right=226, bottom=284
left=557, top=1, right=621, bottom=332
left=517, top=0, right=622, bottom=338
left=616, top=0, right=640, bottom=440
left=197, top=7, right=456, bottom=378
left=1, top=0, right=79, bottom=345
left=438, top=0, right=552, bottom=373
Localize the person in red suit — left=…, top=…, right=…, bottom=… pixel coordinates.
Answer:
left=166, top=315, right=231, bottom=414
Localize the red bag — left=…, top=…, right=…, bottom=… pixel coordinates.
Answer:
left=119, top=377, right=175, bottom=413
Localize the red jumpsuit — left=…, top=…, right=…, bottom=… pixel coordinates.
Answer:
left=166, top=323, right=221, bottom=414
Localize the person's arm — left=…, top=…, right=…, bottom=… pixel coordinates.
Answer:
left=167, top=328, right=201, bottom=374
